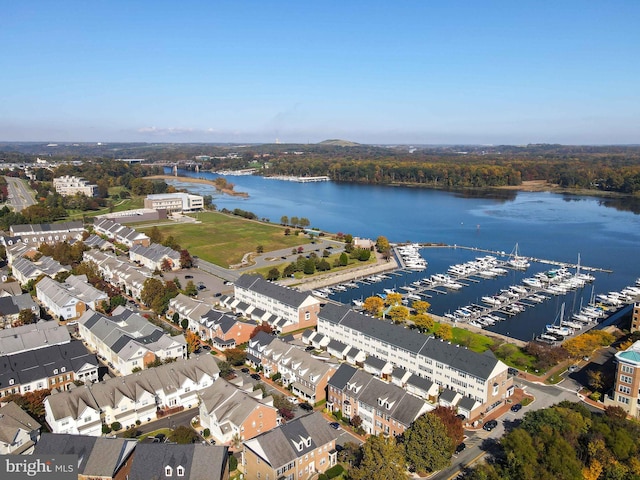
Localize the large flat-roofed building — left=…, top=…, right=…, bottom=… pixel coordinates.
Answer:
left=606, top=340, right=640, bottom=418
left=144, top=193, right=204, bottom=213
left=53, top=175, right=98, bottom=197
left=317, top=303, right=513, bottom=419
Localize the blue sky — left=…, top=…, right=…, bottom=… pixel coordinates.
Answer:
left=2, top=1, right=639, bottom=144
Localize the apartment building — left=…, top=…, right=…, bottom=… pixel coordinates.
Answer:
left=93, top=219, right=150, bottom=248
left=129, top=243, right=182, bottom=271
left=8, top=221, right=85, bottom=247
left=36, top=275, right=108, bottom=321
left=233, top=274, right=321, bottom=334
left=10, top=256, right=70, bottom=286
left=144, top=192, right=204, bottom=213
left=317, top=303, right=512, bottom=419
left=83, top=250, right=155, bottom=299
left=242, top=412, right=337, bottom=480
left=129, top=443, right=229, bottom=480
left=631, top=302, right=640, bottom=333
left=53, top=175, right=98, bottom=197
left=606, top=340, right=640, bottom=418
left=0, top=321, right=70, bottom=356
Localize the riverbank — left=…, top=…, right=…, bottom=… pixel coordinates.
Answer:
left=146, top=175, right=249, bottom=197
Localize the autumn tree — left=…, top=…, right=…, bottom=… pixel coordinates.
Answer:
left=388, top=306, right=409, bottom=324
left=430, top=406, right=464, bottom=447
left=17, top=309, right=37, bottom=326
left=385, top=292, right=403, bottom=306
left=434, top=323, right=453, bottom=341
left=412, top=314, right=434, bottom=333
left=404, top=413, right=453, bottom=475
left=185, top=330, right=200, bottom=354
left=148, top=226, right=163, bottom=244
left=376, top=235, right=390, bottom=253
left=168, top=426, right=199, bottom=444
left=179, top=249, right=194, bottom=268
left=250, top=322, right=273, bottom=339
left=411, top=300, right=430, bottom=314
left=280, top=215, right=288, bottom=225
left=363, top=296, right=384, bottom=315
left=350, top=434, right=408, bottom=480
left=183, top=280, right=197, bottom=297
left=273, top=394, right=296, bottom=421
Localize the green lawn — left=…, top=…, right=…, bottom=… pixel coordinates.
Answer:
left=137, top=211, right=304, bottom=267
left=249, top=252, right=375, bottom=280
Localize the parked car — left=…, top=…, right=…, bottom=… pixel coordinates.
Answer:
left=510, top=403, right=522, bottom=412
left=299, top=403, right=313, bottom=411
left=483, top=420, right=498, bottom=431
left=250, top=373, right=261, bottom=381
left=241, top=368, right=250, bottom=374
left=329, top=422, right=340, bottom=430
left=455, top=443, right=466, bottom=454
left=185, top=275, right=193, bottom=279
left=507, top=367, right=519, bottom=376
left=201, top=345, right=211, bottom=351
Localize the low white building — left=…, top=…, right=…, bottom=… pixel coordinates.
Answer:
left=144, top=193, right=204, bottom=213
left=53, top=175, right=98, bottom=197
left=129, top=243, right=182, bottom=272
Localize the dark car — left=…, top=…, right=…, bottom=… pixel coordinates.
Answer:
left=510, top=403, right=522, bottom=412
left=329, top=422, right=340, bottom=430
left=299, top=403, right=313, bottom=411
left=250, top=373, right=261, bottom=381
left=185, top=275, right=193, bottom=279
left=483, top=420, right=498, bottom=431
left=202, top=345, right=211, bottom=351
left=507, top=367, right=519, bottom=376
left=241, top=367, right=250, bottom=374
left=455, top=443, right=466, bottom=454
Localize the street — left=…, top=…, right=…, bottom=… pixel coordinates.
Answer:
left=5, top=176, right=36, bottom=211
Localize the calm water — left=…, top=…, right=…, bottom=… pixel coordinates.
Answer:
left=166, top=169, right=640, bottom=341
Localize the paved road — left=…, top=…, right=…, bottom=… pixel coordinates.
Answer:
left=5, top=176, right=36, bottom=211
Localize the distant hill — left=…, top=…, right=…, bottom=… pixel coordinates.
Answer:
left=317, top=139, right=360, bottom=147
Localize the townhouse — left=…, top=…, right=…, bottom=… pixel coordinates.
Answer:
left=233, top=274, right=321, bottom=334
left=129, top=243, right=182, bottom=271
left=35, top=433, right=137, bottom=480
left=53, top=175, right=98, bottom=197
left=0, top=293, right=40, bottom=328
left=10, top=256, right=70, bottom=286
left=247, top=332, right=336, bottom=404
left=128, top=443, right=229, bottom=480
left=0, top=401, right=41, bottom=455
left=77, top=308, right=186, bottom=375
left=169, top=294, right=256, bottom=349
left=44, top=355, right=220, bottom=436
left=605, top=340, right=640, bottom=418
left=0, top=341, right=98, bottom=398
left=36, top=274, right=108, bottom=321
left=8, top=221, right=85, bottom=247
left=198, top=377, right=279, bottom=444
left=93, top=218, right=150, bottom=248
left=242, top=412, right=338, bottom=480
left=83, top=249, right=155, bottom=299
left=317, top=303, right=512, bottom=419
left=327, top=363, right=432, bottom=437
left=0, top=321, right=71, bottom=356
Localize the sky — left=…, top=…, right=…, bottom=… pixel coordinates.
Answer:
left=1, top=1, right=639, bottom=145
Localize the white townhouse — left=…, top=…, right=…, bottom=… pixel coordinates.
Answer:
left=0, top=321, right=70, bottom=356
left=0, top=402, right=41, bottom=455
left=44, top=355, right=220, bottom=436
left=77, top=307, right=186, bottom=375
left=93, top=218, right=150, bottom=248
left=53, top=175, right=98, bottom=197
left=317, top=303, right=513, bottom=420
left=233, top=274, right=321, bottom=334
left=10, top=256, right=70, bottom=286
left=129, top=243, right=182, bottom=272
left=0, top=293, right=40, bottom=328
left=83, top=249, right=155, bottom=299
left=36, top=274, right=108, bottom=321
left=247, top=332, right=336, bottom=404
left=8, top=221, right=85, bottom=247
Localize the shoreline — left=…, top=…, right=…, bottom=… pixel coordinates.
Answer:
left=146, top=175, right=249, bottom=197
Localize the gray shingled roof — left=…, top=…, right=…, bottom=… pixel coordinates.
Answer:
left=128, top=444, right=228, bottom=480
left=0, top=402, right=40, bottom=444
left=0, top=321, right=70, bottom=355
left=235, top=274, right=315, bottom=308
left=243, top=412, right=336, bottom=470
left=327, top=363, right=357, bottom=390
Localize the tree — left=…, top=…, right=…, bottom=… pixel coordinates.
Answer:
left=250, top=322, right=273, bottom=338
left=404, top=413, right=453, bottom=474
left=430, top=406, right=464, bottom=447
left=350, top=434, right=408, bottom=480
left=180, top=319, right=189, bottom=330
left=587, top=369, right=604, bottom=392
left=388, top=306, right=409, bottom=324
left=385, top=292, right=403, bottom=306
left=363, top=296, right=384, bottom=315
left=376, top=235, right=390, bottom=253
left=225, top=348, right=247, bottom=366
left=299, top=217, right=310, bottom=228
left=168, top=425, right=199, bottom=444
left=290, top=216, right=299, bottom=227
left=303, top=259, right=315, bottom=275
left=256, top=245, right=264, bottom=254
left=185, top=330, right=200, bottom=354
left=266, top=267, right=280, bottom=281
left=412, top=314, right=434, bottom=332
left=339, top=252, right=349, bottom=266
left=217, top=361, right=235, bottom=380
left=280, top=215, right=289, bottom=225
left=273, top=394, right=296, bottom=421
left=435, top=323, right=453, bottom=341
left=179, top=249, right=194, bottom=268
left=184, top=280, right=197, bottom=297
left=149, top=226, right=163, bottom=244
left=412, top=300, right=430, bottom=314
left=17, top=309, right=37, bottom=326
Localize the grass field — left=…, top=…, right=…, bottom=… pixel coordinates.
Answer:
left=137, top=211, right=305, bottom=267
left=249, top=252, right=375, bottom=279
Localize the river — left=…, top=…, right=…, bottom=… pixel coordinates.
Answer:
left=164, top=169, right=640, bottom=341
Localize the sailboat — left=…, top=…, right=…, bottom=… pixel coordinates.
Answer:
left=507, top=243, right=530, bottom=270
left=546, top=303, right=572, bottom=337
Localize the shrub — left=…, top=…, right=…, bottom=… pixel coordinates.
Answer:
left=203, top=428, right=210, bottom=437
left=228, top=455, right=238, bottom=471
left=325, top=464, right=345, bottom=479
left=102, top=424, right=112, bottom=434
left=135, top=419, right=141, bottom=426
left=111, top=421, right=122, bottom=431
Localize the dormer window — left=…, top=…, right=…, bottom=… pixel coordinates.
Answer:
left=9, top=379, right=14, bottom=386
left=306, top=438, right=311, bottom=447
left=61, top=367, right=66, bottom=373
left=296, top=441, right=304, bottom=452
left=165, top=466, right=172, bottom=476
left=177, top=466, right=184, bottom=477
left=53, top=369, right=59, bottom=375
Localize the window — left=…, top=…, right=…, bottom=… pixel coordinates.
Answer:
left=617, top=395, right=630, bottom=404
left=621, top=365, right=634, bottom=374
left=305, top=312, right=311, bottom=320
left=177, top=466, right=184, bottom=477
left=620, top=375, right=632, bottom=384
left=619, top=385, right=631, bottom=395
left=165, top=466, right=173, bottom=476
